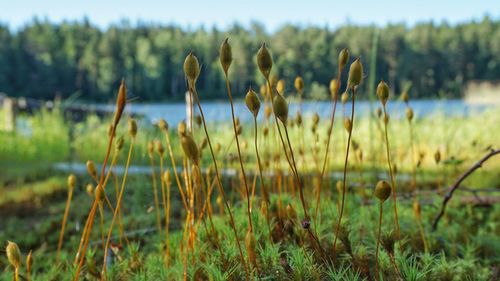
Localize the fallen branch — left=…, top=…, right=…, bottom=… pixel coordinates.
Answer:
left=432, top=148, right=500, bottom=231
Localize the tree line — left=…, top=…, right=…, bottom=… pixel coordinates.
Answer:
left=0, top=16, right=498, bottom=102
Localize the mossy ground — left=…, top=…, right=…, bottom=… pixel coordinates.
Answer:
left=0, top=107, right=498, bottom=280
left=1, top=172, right=498, bottom=280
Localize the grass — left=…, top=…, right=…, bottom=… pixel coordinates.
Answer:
left=0, top=108, right=69, bottom=185
left=1, top=40, right=499, bottom=281
left=2, top=108, right=498, bottom=187
left=1, top=182, right=498, bottom=280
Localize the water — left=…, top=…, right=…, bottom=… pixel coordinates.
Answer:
left=95, top=99, right=496, bottom=125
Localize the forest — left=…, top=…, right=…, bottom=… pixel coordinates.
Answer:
left=0, top=16, right=499, bottom=102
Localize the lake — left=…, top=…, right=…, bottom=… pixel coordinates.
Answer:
left=95, top=99, right=496, bottom=125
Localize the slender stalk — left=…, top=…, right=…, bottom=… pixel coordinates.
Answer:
left=188, top=88, right=194, bottom=131
left=181, top=159, right=192, bottom=265
left=184, top=160, right=196, bottom=257
left=166, top=174, right=172, bottom=263
left=74, top=196, right=99, bottom=280
left=265, top=82, right=293, bottom=167
left=389, top=252, right=402, bottom=279
left=264, top=80, right=304, bottom=217
left=311, top=131, right=321, bottom=173
left=182, top=211, right=189, bottom=281
left=112, top=172, right=127, bottom=246
left=101, top=139, right=135, bottom=278
left=355, top=151, right=366, bottom=199
left=205, top=172, right=216, bottom=225
left=148, top=153, right=163, bottom=239
left=375, top=202, right=383, bottom=281
left=333, top=86, right=356, bottom=251
left=105, top=153, right=125, bottom=245
left=253, top=116, right=272, bottom=239
left=283, top=123, right=327, bottom=259
left=75, top=172, right=123, bottom=262
left=98, top=201, right=105, bottom=252
left=315, top=66, right=342, bottom=222
left=341, top=103, right=346, bottom=155
left=56, top=184, right=74, bottom=261
left=190, top=85, right=249, bottom=278
left=408, top=120, right=417, bottom=194
left=408, top=118, right=428, bottom=250
left=250, top=174, right=257, bottom=211
left=164, top=132, right=188, bottom=210
left=159, top=156, right=170, bottom=265
left=192, top=165, right=227, bottom=267
left=224, top=77, right=253, bottom=232
left=196, top=168, right=218, bottom=236
left=180, top=211, right=189, bottom=281
left=74, top=122, right=118, bottom=281
left=265, top=78, right=327, bottom=256
left=297, top=95, right=307, bottom=173
left=283, top=124, right=308, bottom=219
left=279, top=172, right=286, bottom=220
left=382, top=106, right=401, bottom=244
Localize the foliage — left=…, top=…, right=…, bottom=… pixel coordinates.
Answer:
left=0, top=17, right=499, bottom=101
left=1, top=186, right=498, bottom=280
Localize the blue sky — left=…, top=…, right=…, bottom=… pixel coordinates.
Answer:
left=1, top=0, right=498, bottom=31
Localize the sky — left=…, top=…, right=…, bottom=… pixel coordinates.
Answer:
left=1, top=0, right=498, bottom=31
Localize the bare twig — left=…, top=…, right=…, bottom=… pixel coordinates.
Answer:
left=432, top=148, right=500, bottom=231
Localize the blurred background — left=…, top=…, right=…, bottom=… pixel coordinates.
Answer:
left=0, top=1, right=499, bottom=273
left=0, top=0, right=499, bottom=103
left=1, top=0, right=499, bottom=182
left=0, top=1, right=498, bottom=190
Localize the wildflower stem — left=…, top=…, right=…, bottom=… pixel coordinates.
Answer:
left=382, top=106, right=402, bottom=246
left=102, top=139, right=135, bottom=278
left=408, top=120, right=417, bottom=194
left=74, top=120, right=118, bottom=281
left=164, top=132, right=188, bottom=210
left=149, top=152, right=163, bottom=239
left=283, top=124, right=308, bottom=219
left=56, top=184, right=74, bottom=262
left=253, top=116, right=273, bottom=242
left=265, top=79, right=304, bottom=217
left=190, top=85, right=250, bottom=279
left=224, top=77, right=253, bottom=232
left=159, top=156, right=170, bottom=265
left=333, top=85, right=356, bottom=252
left=375, top=202, right=383, bottom=281
left=315, top=65, right=342, bottom=223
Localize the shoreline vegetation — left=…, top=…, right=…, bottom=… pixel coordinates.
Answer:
left=0, top=38, right=499, bottom=280
left=1, top=107, right=498, bottom=186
